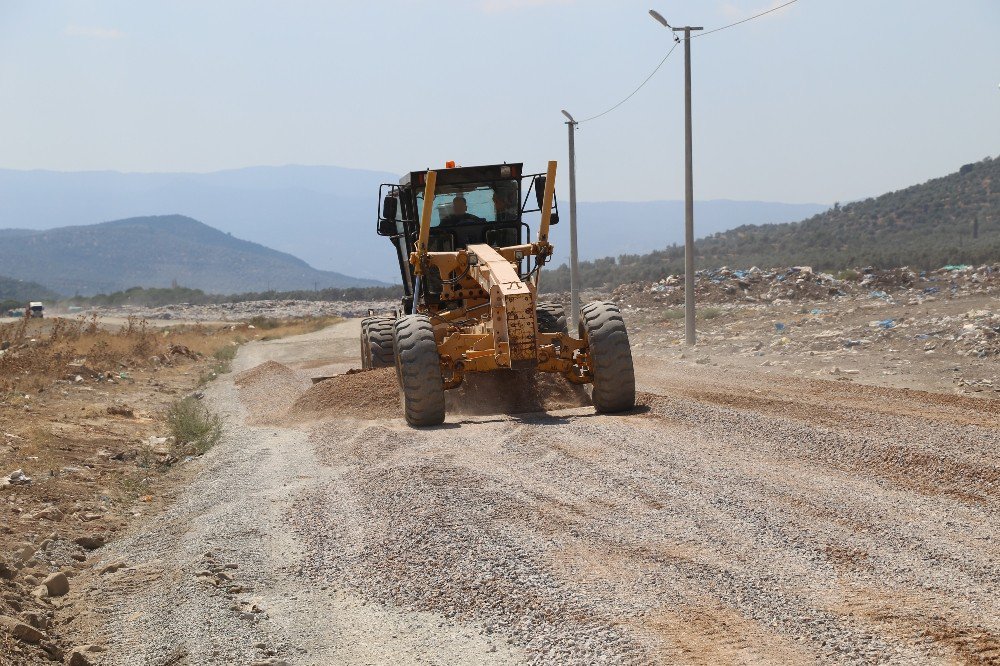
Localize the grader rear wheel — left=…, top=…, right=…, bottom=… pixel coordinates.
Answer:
left=393, top=315, right=446, bottom=427
left=360, top=319, right=372, bottom=370
left=536, top=303, right=568, bottom=334
left=581, top=301, right=636, bottom=413
left=364, top=317, right=395, bottom=369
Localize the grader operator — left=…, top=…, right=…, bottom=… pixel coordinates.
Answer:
left=366, top=161, right=635, bottom=426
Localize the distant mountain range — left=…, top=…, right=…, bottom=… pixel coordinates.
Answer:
left=0, top=165, right=827, bottom=283
left=543, top=155, right=1000, bottom=291
left=0, top=215, right=382, bottom=297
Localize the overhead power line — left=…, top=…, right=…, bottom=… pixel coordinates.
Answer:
left=578, top=40, right=680, bottom=124
left=575, top=0, right=799, bottom=124
left=694, top=0, right=799, bottom=38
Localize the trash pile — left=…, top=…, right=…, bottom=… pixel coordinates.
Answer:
left=95, top=298, right=399, bottom=322
left=611, top=264, right=999, bottom=307
left=909, top=309, right=1000, bottom=359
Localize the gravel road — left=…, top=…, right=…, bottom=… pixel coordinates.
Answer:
left=78, top=319, right=999, bottom=665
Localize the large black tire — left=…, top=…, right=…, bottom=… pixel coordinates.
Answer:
left=536, top=303, right=568, bottom=334
left=360, top=319, right=372, bottom=370
left=393, top=315, right=446, bottom=427
left=365, top=317, right=395, bottom=368
left=581, top=301, right=635, bottom=413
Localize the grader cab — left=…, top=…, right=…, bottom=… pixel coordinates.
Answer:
left=367, top=160, right=635, bottom=426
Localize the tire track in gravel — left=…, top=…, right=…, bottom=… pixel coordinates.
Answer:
left=282, top=343, right=998, bottom=664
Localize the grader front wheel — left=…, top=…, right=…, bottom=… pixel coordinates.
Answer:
left=393, top=315, right=446, bottom=427
left=581, top=301, right=636, bottom=413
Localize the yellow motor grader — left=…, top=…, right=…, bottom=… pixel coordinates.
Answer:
left=367, top=160, right=634, bottom=426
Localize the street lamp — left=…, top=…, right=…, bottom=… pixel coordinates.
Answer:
left=560, top=109, right=582, bottom=333
left=650, top=9, right=701, bottom=346
left=648, top=9, right=671, bottom=28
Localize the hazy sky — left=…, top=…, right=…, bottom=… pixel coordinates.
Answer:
left=1, top=0, right=998, bottom=204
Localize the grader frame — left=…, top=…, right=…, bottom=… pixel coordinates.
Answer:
left=367, top=160, right=635, bottom=426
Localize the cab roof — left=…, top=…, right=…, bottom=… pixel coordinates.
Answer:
left=399, top=163, right=523, bottom=188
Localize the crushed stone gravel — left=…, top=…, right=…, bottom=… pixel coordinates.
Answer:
left=74, top=319, right=1000, bottom=665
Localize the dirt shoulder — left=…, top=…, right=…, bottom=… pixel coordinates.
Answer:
left=0, top=315, right=340, bottom=665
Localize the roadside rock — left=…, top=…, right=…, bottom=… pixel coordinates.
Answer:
left=42, top=571, right=70, bottom=597
left=2, top=468, right=32, bottom=487
left=0, top=614, right=46, bottom=643
left=30, top=505, right=64, bottom=522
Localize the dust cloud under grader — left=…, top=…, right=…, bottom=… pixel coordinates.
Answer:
left=362, top=160, right=635, bottom=426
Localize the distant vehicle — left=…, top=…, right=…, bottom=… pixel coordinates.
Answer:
left=28, top=301, right=44, bottom=318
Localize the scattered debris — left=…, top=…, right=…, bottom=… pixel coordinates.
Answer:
left=2, top=469, right=32, bottom=487
left=612, top=263, right=999, bottom=308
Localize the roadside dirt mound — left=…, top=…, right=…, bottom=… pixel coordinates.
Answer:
left=447, top=370, right=591, bottom=416
left=286, top=367, right=399, bottom=421
left=234, top=360, right=295, bottom=387
left=285, top=367, right=592, bottom=422
left=234, top=360, right=305, bottom=422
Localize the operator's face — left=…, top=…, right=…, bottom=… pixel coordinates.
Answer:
left=454, top=197, right=468, bottom=215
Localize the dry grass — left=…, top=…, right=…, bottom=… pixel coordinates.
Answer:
left=0, top=314, right=342, bottom=392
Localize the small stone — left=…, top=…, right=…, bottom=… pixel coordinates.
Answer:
left=12, top=544, right=35, bottom=564
left=99, top=561, right=126, bottom=575
left=40, top=640, right=63, bottom=660
left=74, top=535, right=106, bottom=550
left=19, top=611, right=48, bottom=629
left=42, top=571, right=69, bottom=597
left=67, top=649, right=95, bottom=666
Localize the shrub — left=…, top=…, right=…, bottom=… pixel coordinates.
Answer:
left=167, top=398, right=222, bottom=455
left=699, top=307, right=724, bottom=320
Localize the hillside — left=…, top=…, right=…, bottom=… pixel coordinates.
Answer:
left=544, top=156, right=1000, bottom=291
left=0, top=275, right=58, bottom=305
left=0, top=215, right=383, bottom=296
left=0, top=166, right=824, bottom=282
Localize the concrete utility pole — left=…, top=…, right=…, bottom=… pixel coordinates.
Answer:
left=650, top=9, right=701, bottom=346
left=560, top=109, right=582, bottom=333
